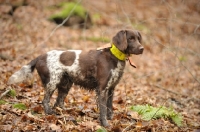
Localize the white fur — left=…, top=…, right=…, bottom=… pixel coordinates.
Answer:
left=105, top=62, right=124, bottom=89
left=8, top=65, right=32, bottom=84
left=46, top=50, right=83, bottom=90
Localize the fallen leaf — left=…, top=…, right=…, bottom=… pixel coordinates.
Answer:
left=49, top=123, right=61, bottom=131
left=27, top=112, right=44, bottom=122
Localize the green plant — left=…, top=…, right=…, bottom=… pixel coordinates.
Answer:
left=0, top=100, right=6, bottom=105
left=8, top=89, right=16, bottom=97
left=84, top=36, right=110, bottom=43
left=130, top=104, right=183, bottom=126
left=49, top=2, right=87, bottom=20
left=92, top=13, right=101, bottom=21
left=132, top=23, right=150, bottom=33
left=179, top=56, right=187, bottom=62
left=96, top=127, right=107, bottom=132
left=13, top=103, right=27, bottom=110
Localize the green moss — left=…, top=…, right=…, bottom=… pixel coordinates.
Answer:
left=96, top=127, right=107, bottom=132
left=16, top=24, right=23, bottom=30
left=13, top=103, right=27, bottom=110
left=92, top=13, right=101, bottom=21
left=0, top=100, right=6, bottom=105
left=49, top=2, right=87, bottom=20
left=8, top=89, right=16, bottom=97
left=179, top=56, right=187, bottom=62
left=84, top=37, right=110, bottom=43
left=132, top=23, right=150, bottom=33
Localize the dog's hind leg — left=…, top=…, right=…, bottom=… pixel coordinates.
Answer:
left=54, top=78, right=73, bottom=109
left=42, top=83, right=57, bottom=114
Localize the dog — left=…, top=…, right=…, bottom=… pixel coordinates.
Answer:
left=8, top=29, right=144, bottom=127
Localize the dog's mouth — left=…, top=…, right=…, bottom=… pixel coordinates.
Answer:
left=126, top=47, right=143, bottom=68
left=130, top=49, right=144, bottom=55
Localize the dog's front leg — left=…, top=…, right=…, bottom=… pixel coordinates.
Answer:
left=107, top=87, right=115, bottom=120
left=96, top=88, right=109, bottom=127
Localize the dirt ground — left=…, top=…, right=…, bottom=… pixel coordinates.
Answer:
left=0, top=0, right=200, bottom=131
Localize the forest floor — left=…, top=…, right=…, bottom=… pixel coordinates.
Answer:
left=0, top=0, right=200, bottom=131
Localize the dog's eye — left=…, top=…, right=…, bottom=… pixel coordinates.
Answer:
left=129, top=36, right=135, bottom=41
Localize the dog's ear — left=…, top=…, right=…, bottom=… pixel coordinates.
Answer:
left=112, top=30, right=128, bottom=51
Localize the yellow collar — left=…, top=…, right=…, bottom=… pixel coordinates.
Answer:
left=110, top=44, right=127, bottom=61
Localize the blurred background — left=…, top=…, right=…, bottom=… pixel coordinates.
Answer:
left=0, top=0, right=199, bottom=131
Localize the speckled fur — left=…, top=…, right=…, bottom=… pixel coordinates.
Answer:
left=46, top=50, right=83, bottom=91
left=105, top=62, right=123, bottom=90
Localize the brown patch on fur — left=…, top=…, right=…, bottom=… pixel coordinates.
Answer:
left=35, top=54, right=50, bottom=87
left=79, top=50, right=98, bottom=76
left=60, top=51, right=76, bottom=66
left=76, top=50, right=99, bottom=89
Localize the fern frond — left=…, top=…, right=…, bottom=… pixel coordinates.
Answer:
left=130, top=104, right=183, bottom=126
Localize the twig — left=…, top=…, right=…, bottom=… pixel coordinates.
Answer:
left=41, top=0, right=82, bottom=46
left=150, top=105, right=165, bottom=121
left=152, top=84, right=181, bottom=95
left=194, top=25, right=200, bottom=34
left=152, top=84, right=200, bottom=102
left=25, top=0, right=82, bottom=56
left=122, top=122, right=136, bottom=132
left=0, top=87, right=11, bottom=99
left=150, top=36, right=200, bottom=85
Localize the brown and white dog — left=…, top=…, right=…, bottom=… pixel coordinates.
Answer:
left=8, top=29, right=143, bottom=127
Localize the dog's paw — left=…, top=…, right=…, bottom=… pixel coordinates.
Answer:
left=45, top=108, right=56, bottom=115
left=107, top=112, right=113, bottom=120
left=54, top=104, right=66, bottom=110
left=100, top=119, right=110, bottom=127
left=107, top=115, right=113, bottom=120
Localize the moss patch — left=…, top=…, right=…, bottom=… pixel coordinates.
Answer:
left=132, top=23, right=150, bottom=33
left=13, top=103, right=27, bottom=110
left=49, top=2, right=92, bottom=28
left=84, top=36, right=110, bottom=43
left=8, top=89, right=16, bottom=97
left=179, top=56, right=187, bottom=62
left=0, top=100, right=6, bottom=105
left=49, top=2, right=87, bottom=20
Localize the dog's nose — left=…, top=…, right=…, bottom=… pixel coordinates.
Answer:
left=139, top=46, right=144, bottom=53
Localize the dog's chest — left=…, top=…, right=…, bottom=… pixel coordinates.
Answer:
left=106, top=62, right=124, bottom=89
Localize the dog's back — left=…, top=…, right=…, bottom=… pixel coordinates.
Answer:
left=39, top=49, right=124, bottom=90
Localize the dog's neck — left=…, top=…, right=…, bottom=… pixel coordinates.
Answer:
left=110, top=43, right=127, bottom=61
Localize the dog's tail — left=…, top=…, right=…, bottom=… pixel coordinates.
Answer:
left=7, top=57, right=39, bottom=85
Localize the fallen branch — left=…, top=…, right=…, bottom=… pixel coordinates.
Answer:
left=152, top=84, right=200, bottom=102
left=0, top=87, right=11, bottom=99
left=122, top=122, right=136, bottom=132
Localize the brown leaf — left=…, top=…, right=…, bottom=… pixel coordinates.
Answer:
left=82, top=95, right=90, bottom=103
left=49, top=123, right=61, bottom=131
left=32, top=105, right=43, bottom=114
left=136, top=121, right=142, bottom=128
left=0, top=125, right=13, bottom=131
left=24, top=124, right=36, bottom=131
left=127, top=111, right=140, bottom=120
left=27, top=112, right=44, bottom=122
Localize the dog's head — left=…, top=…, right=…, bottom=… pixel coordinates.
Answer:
left=112, top=30, right=144, bottom=55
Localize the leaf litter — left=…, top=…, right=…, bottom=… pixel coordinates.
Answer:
left=0, top=0, right=200, bottom=131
